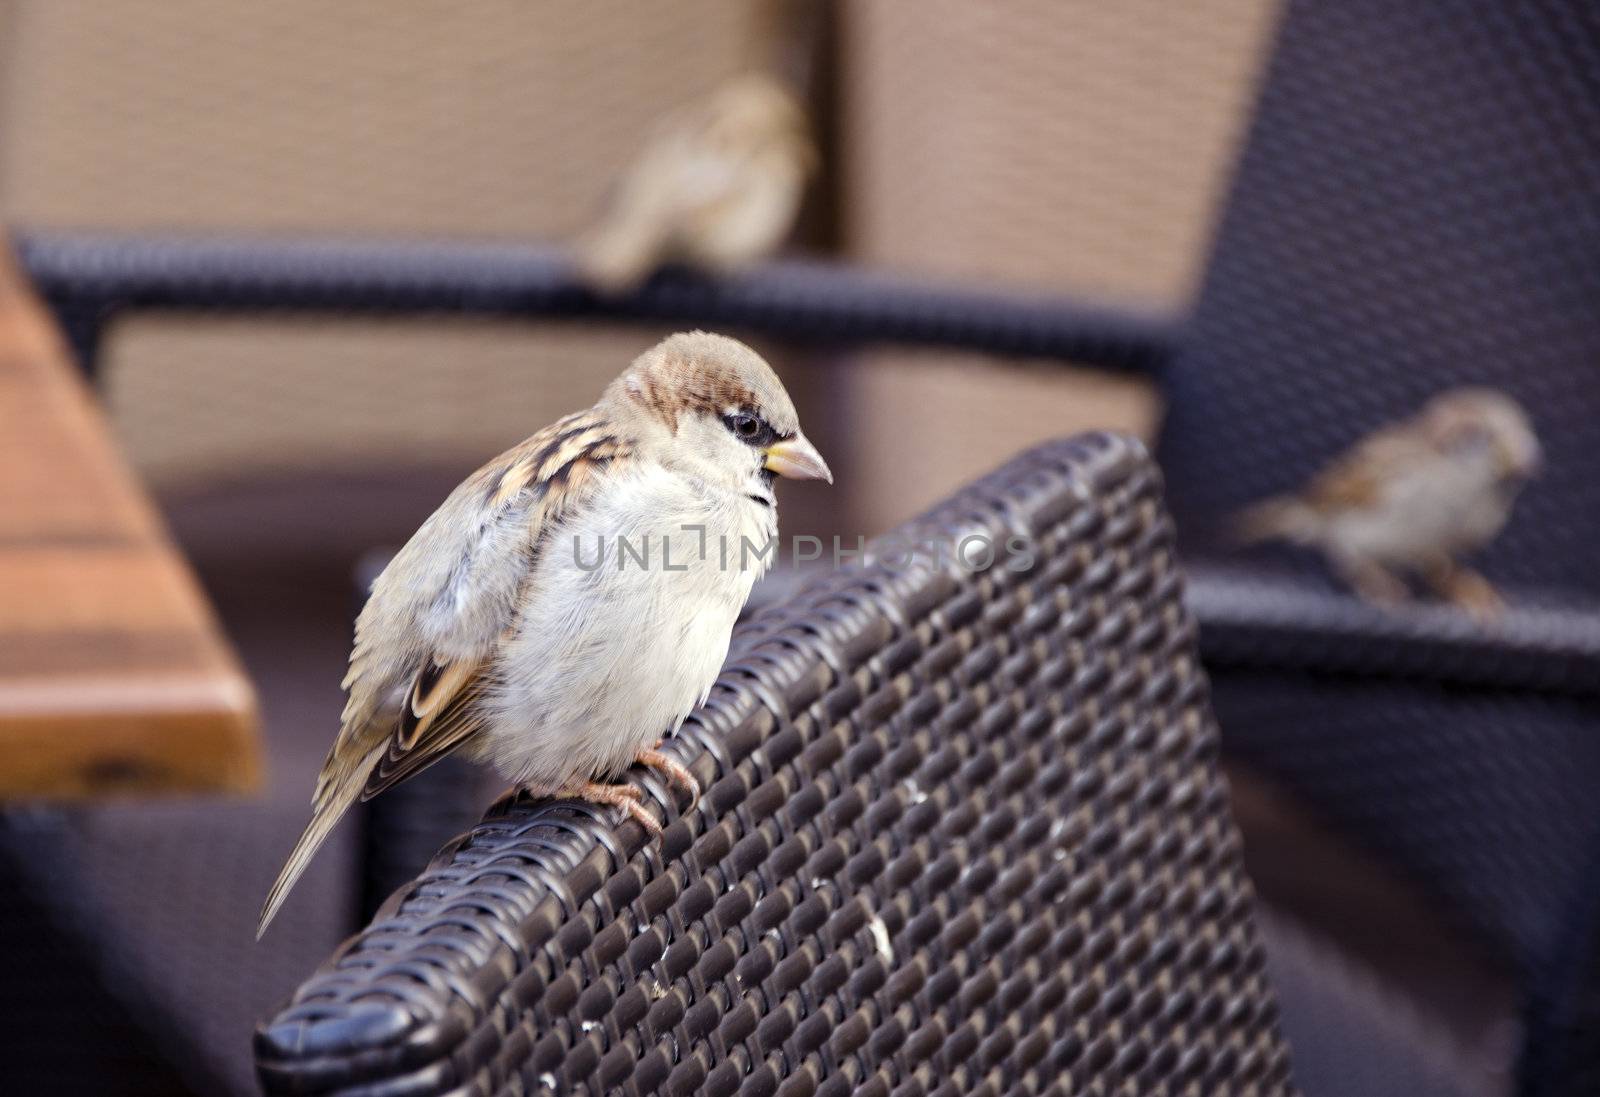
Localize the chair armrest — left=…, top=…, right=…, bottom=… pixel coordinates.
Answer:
left=1186, top=565, right=1600, bottom=698
left=11, top=228, right=1178, bottom=376
left=1188, top=561, right=1600, bottom=1057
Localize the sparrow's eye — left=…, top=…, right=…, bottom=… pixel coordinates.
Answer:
left=1445, top=422, right=1494, bottom=457
left=724, top=412, right=775, bottom=446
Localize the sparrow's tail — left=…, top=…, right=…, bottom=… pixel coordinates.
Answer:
left=1231, top=495, right=1324, bottom=548
left=257, top=773, right=366, bottom=939
left=575, top=209, right=669, bottom=295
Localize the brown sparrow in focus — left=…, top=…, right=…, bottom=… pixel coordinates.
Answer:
left=576, top=73, right=816, bottom=293
left=258, top=332, right=831, bottom=936
left=1234, top=388, right=1540, bottom=618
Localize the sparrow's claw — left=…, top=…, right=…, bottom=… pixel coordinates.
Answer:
left=1340, top=560, right=1410, bottom=608
left=636, top=746, right=701, bottom=802
left=1444, top=569, right=1505, bottom=623
left=556, top=780, right=660, bottom=835
left=1420, top=557, right=1504, bottom=623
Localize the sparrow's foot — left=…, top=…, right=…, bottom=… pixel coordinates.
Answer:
left=636, top=744, right=701, bottom=802
left=1443, top=568, right=1505, bottom=622
left=1339, top=559, right=1409, bottom=608
left=1421, top=557, right=1504, bottom=622
left=556, top=780, right=660, bottom=835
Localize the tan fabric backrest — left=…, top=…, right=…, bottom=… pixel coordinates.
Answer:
left=837, top=0, right=1280, bottom=529
left=0, top=2, right=1278, bottom=523
left=0, top=1, right=766, bottom=486
left=0, top=1, right=762, bottom=237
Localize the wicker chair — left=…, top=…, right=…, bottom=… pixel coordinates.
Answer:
left=23, top=10, right=1600, bottom=1092
left=19, top=229, right=1597, bottom=1094
left=253, top=434, right=1296, bottom=1096
left=1152, top=3, right=1600, bottom=1092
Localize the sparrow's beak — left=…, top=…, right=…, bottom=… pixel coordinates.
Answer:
left=1499, top=435, right=1544, bottom=480
left=1519, top=436, right=1545, bottom=478
left=764, top=433, right=832, bottom=483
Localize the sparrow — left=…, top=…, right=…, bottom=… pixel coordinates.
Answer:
left=1233, top=388, right=1541, bottom=617
left=258, top=331, right=831, bottom=937
left=575, top=73, right=816, bottom=293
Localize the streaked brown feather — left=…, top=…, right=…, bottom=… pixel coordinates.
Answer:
left=575, top=75, right=814, bottom=293
left=630, top=342, right=760, bottom=430
left=1302, top=427, right=1433, bottom=511
left=262, top=409, right=627, bottom=937
left=395, top=655, right=477, bottom=749
left=343, top=414, right=627, bottom=781
left=362, top=655, right=490, bottom=801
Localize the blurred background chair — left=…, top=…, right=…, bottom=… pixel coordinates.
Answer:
left=256, top=434, right=1297, bottom=1097
left=1154, top=3, right=1600, bottom=1094
left=1, top=1, right=1597, bottom=1095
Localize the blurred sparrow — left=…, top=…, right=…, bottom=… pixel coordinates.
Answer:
left=258, top=331, right=830, bottom=936
left=1234, top=388, right=1540, bottom=618
left=576, top=73, right=816, bottom=293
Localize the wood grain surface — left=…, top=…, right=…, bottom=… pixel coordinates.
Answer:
left=0, top=243, right=259, bottom=798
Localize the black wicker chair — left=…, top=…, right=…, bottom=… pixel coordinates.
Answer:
left=0, top=237, right=1179, bottom=1097
left=1152, top=3, right=1600, bottom=1093
left=253, top=434, right=1296, bottom=1096
left=16, top=8, right=1600, bottom=1093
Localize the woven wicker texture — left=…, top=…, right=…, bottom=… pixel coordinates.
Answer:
left=256, top=434, right=1295, bottom=1096
left=1186, top=575, right=1600, bottom=1093
left=1254, top=910, right=1505, bottom=1097
left=1158, top=0, right=1600, bottom=594
left=0, top=828, right=201, bottom=1096
left=1148, top=5, right=1600, bottom=1087
left=1186, top=566, right=1600, bottom=985
left=1187, top=568, right=1600, bottom=701
left=1215, top=674, right=1600, bottom=972
left=0, top=801, right=354, bottom=1096
left=1189, top=568, right=1600, bottom=988
left=1196, top=599, right=1600, bottom=1097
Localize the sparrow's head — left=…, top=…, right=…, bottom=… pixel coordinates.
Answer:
left=704, top=74, right=817, bottom=173
left=610, top=331, right=831, bottom=490
left=1421, top=387, right=1542, bottom=481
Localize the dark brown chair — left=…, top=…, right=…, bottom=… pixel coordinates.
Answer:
left=254, top=434, right=1296, bottom=1096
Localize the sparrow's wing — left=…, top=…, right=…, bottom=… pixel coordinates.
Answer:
left=578, top=80, right=811, bottom=291
left=259, top=410, right=630, bottom=936
left=1303, top=424, right=1433, bottom=511
left=576, top=106, right=746, bottom=291
left=343, top=411, right=633, bottom=797
left=654, top=88, right=810, bottom=220
left=359, top=652, right=492, bottom=800
left=1233, top=421, right=1436, bottom=547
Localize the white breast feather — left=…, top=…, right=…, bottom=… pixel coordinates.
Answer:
left=1327, top=453, right=1511, bottom=567
left=478, top=462, right=776, bottom=792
